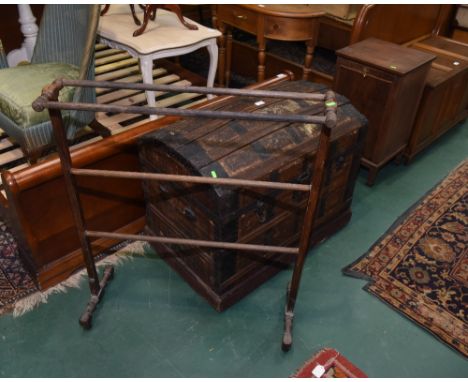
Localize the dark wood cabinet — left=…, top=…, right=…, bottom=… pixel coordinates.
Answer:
left=334, top=38, right=435, bottom=185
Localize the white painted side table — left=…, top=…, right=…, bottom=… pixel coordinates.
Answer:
left=98, top=8, right=221, bottom=120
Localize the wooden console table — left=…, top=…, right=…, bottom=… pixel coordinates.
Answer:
left=214, top=5, right=359, bottom=86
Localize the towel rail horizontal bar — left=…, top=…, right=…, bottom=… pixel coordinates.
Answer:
left=62, top=78, right=328, bottom=101
left=71, top=168, right=312, bottom=192
left=85, top=230, right=300, bottom=255
left=34, top=100, right=329, bottom=125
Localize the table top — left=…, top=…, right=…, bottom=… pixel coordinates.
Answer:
left=337, top=38, right=436, bottom=75
left=99, top=9, right=220, bottom=56
left=238, top=4, right=360, bottom=20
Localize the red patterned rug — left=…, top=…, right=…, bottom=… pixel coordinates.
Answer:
left=344, top=159, right=468, bottom=357
left=0, top=221, right=37, bottom=314
left=0, top=219, right=144, bottom=316
left=292, top=348, right=367, bottom=378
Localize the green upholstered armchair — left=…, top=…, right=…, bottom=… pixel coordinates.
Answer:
left=0, top=5, right=100, bottom=163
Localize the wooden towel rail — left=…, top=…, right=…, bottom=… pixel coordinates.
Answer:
left=32, top=78, right=337, bottom=352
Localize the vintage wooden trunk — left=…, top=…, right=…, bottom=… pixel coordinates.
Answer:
left=138, top=80, right=367, bottom=311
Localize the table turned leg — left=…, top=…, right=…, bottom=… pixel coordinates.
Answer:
left=140, top=56, right=158, bottom=120
left=206, top=39, right=219, bottom=99
left=225, top=26, right=233, bottom=87
left=258, top=37, right=266, bottom=82
left=303, top=39, right=314, bottom=81
left=218, top=23, right=226, bottom=87
left=302, top=21, right=319, bottom=81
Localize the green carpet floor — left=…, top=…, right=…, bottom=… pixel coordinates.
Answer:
left=0, top=121, right=467, bottom=377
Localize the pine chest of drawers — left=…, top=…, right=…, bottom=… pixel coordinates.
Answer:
left=138, top=80, right=367, bottom=311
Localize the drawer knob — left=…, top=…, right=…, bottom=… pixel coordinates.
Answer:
left=362, top=67, right=368, bottom=78
left=236, top=14, right=248, bottom=20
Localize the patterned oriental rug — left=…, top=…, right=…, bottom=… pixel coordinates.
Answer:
left=0, top=219, right=146, bottom=317
left=292, top=348, right=367, bottom=378
left=0, top=221, right=37, bottom=313
left=344, top=159, right=468, bottom=358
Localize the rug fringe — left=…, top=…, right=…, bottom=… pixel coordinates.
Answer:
left=12, top=241, right=148, bottom=317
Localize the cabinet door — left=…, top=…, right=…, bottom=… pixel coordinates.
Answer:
left=334, top=59, right=395, bottom=161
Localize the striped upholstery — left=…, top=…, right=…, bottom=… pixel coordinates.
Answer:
left=0, top=40, right=7, bottom=69
left=0, top=63, right=80, bottom=127
left=0, top=5, right=99, bottom=161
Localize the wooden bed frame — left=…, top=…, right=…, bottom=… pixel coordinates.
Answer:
left=349, top=4, right=455, bottom=45
left=0, top=74, right=294, bottom=290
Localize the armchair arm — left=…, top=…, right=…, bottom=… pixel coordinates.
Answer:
left=0, top=39, right=9, bottom=69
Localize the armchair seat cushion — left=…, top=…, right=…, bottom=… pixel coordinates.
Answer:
left=0, top=62, right=79, bottom=128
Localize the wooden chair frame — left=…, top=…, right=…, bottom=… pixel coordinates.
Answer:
left=32, top=78, right=337, bottom=351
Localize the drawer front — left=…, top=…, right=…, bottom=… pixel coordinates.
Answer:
left=217, top=5, right=258, bottom=34
left=264, top=16, right=317, bottom=41
left=334, top=58, right=396, bottom=161
left=335, top=57, right=398, bottom=83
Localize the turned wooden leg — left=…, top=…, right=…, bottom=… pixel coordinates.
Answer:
left=100, top=4, right=110, bottom=16
left=206, top=39, right=218, bottom=99
left=303, top=21, right=319, bottom=80
left=162, top=4, right=198, bottom=30
left=257, top=37, right=266, bottom=83
left=133, top=5, right=152, bottom=37
left=225, top=27, right=233, bottom=87
left=129, top=4, right=141, bottom=26
left=218, top=23, right=226, bottom=87
left=140, top=56, right=158, bottom=120
left=303, top=40, right=315, bottom=81
left=149, top=6, right=156, bottom=21
left=211, top=5, right=218, bottom=29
